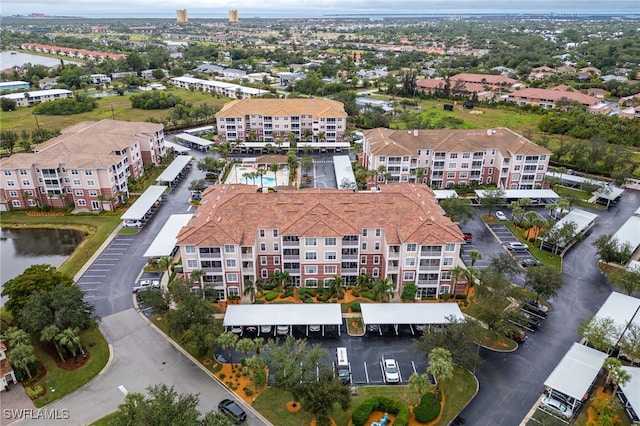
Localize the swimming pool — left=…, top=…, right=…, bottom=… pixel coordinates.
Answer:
left=241, top=175, right=276, bottom=186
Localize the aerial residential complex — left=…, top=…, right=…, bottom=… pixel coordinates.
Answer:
left=0, top=120, right=165, bottom=211
left=176, top=184, right=466, bottom=301
left=361, top=127, right=552, bottom=190
left=169, top=76, right=269, bottom=99
left=0, top=88, right=73, bottom=107
left=215, top=98, right=348, bottom=147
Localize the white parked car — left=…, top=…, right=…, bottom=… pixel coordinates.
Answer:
left=132, top=279, right=160, bottom=293
left=495, top=211, right=508, bottom=221
left=382, top=355, right=400, bottom=383
left=123, top=220, right=142, bottom=228
left=276, top=325, right=289, bottom=335
left=260, top=325, right=272, bottom=334
left=506, top=242, right=528, bottom=251
left=540, top=395, right=573, bottom=418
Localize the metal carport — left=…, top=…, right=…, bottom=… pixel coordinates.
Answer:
left=156, top=155, right=192, bottom=187
left=174, top=133, right=213, bottom=151
left=333, top=155, right=356, bottom=190
left=360, top=303, right=464, bottom=335
left=618, top=367, right=640, bottom=424
left=120, top=185, right=167, bottom=223
left=143, top=214, right=193, bottom=258
left=223, top=304, right=343, bottom=336
left=594, top=186, right=624, bottom=208
left=612, top=215, right=640, bottom=255
left=165, top=140, right=191, bottom=155
left=543, top=343, right=607, bottom=412
left=591, top=291, right=640, bottom=347
left=475, top=189, right=559, bottom=205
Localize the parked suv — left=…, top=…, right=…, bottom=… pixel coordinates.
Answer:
left=218, top=399, right=246, bottom=423
left=132, top=279, right=160, bottom=293
left=506, top=242, right=528, bottom=251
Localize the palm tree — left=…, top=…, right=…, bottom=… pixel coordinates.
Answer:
left=427, top=347, right=454, bottom=400
left=327, top=275, right=343, bottom=299
left=511, top=204, right=525, bottom=225
left=287, top=132, right=297, bottom=150
left=269, top=163, right=279, bottom=184
left=302, top=128, right=313, bottom=144
left=216, top=331, right=239, bottom=363
left=469, top=249, right=483, bottom=267
left=316, top=131, right=326, bottom=143
left=415, top=168, right=425, bottom=184
left=603, top=357, right=631, bottom=402
left=41, top=324, right=65, bottom=362
left=449, top=265, right=468, bottom=297
left=235, top=338, right=255, bottom=359
left=256, top=169, right=266, bottom=189
left=356, top=274, right=373, bottom=291
left=7, top=343, right=36, bottom=379
left=157, top=256, right=171, bottom=274
left=57, top=327, right=82, bottom=358
left=408, top=372, right=433, bottom=404
left=4, top=327, right=30, bottom=349
left=243, top=279, right=256, bottom=303
left=373, top=278, right=393, bottom=302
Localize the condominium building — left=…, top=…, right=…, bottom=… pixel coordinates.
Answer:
left=176, top=9, right=188, bottom=23
left=361, top=128, right=551, bottom=190
left=169, top=76, right=269, bottom=99
left=176, top=184, right=466, bottom=301
left=507, top=87, right=600, bottom=109
left=0, top=120, right=165, bottom=211
left=215, top=98, right=348, bottom=147
left=0, top=89, right=73, bottom=108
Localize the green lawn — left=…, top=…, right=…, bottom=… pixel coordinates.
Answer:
left=503, top=222, right=562, bottom=272
left=30, top=327, right=110, bottom=408
left=0, top=211, right=122, bottom=277
left=254, top=366, right=477, bottom=426
left=88, top=412, right=119, bottom=426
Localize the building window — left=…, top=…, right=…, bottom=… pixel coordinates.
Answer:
left=84, top=170, right=93, bottom=175
left=187, top=259, right=197, bottom=268
left=440, top=285, right=451, bottom=294
left=228, top=287, right=240, bottom=297
left=445, top=243, right=455, bottom=252
left=3, top=170, right=11, bottom=176
left=447, top=172, right=455, bottom=179
left=462, top=153, right=470, bottom=159
left=325, top=251, right=337, bottom=260
left=375, top=228, right=381, bottom=237
left=305, top=237, right=317, bottom=246
left=406, top=243, right=417, bottom=252
left=450, top=153, right=458, bottom=159
left=325, top=237, right=336, bottom=246
left=261, top=269, right=268, bottom=278
left=305, top=265, right=317, bottom=274
left=87, top=180, right=95, bottom=186
left=259, top=230, right=265, bottom=237
left=360, top=256, right=367, bottom=264
left=185, top=245, right=196, bottom=254
left=11, top=200, right=21, bottom=207
left=362, top=229, right=368, bottom=237
left=441, top=272, right=451, bottom=280
left=373, top=256, right=380, bottom=265
left=274, top=257, right=280, bottom=265
left=226, top=259, right=236, bottom=268
left=374, top=242, right=381, bottom=251
left=403, top=271, right=415, bottom=281
left=224, top=245, right=235, bottom=253
left=260, top=243, right=266, bottom=251
left=89, top=190, right=97, bottom=196
left=305, top=252, right=317, bottom=260
left=448, top=162, right=456, bottom=169
left=273, top=229, right=278, bottom=237
left=379, top=156, right=386, bottom=163
left=8, top=191, right=18, bottom=197
left=405, top=257, right=416, bottom=267
left=443, top=257, right=454, bottom=266
left=6, top=180, right=14, bottom=186
left=227, top=273, right=238, bottom=282
left=260, top=256, right=267, bottom=265
left=305, top=279, right=318, bottom=288
left=77, top=199, right=86, bottom=206
left=372, top=268, right=379, bottom=278
left=22, top=180, right=30, bottom=186
left=324, top=265, right=337, bottom=274
left=273, top=242, right=279, bottom=251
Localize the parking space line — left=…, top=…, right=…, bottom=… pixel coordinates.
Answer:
left=364, top=362, right=370, bottom=383
left=411, top=361, right=417, bottom=375
left=83, top=275, right=107, bottom=278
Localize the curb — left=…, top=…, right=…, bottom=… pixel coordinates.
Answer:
left=132, top=299, right=273, bottom=426
left=73, top=224, right=124, bottom=283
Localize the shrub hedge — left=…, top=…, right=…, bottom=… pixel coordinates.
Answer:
left=362, top=291, right=376, bottom=301
left=350, top=301, right=361, bottom=312
left=265, top=291, right=279, bottom=301
left=414, top=392, right=441, bottom=423
left=351, top=396, right=410, bottom=426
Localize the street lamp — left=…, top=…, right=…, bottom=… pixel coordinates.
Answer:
left=33, top=113, right=40, bottom=130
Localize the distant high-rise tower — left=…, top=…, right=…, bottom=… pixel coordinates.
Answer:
left=176, top=9, right=188, bottom=23
left=229, top=9, right=239, bottom=23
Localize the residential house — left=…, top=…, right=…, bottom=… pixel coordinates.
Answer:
left=176, top=184, right=467, bottom=300
left=0, top=343, right=17, bottom=392
left=361, top=127, right=551, bottom=190
left=169, top=76, right=269, bottom=99
left=507, top=87, right=600, bottom=109
left=0, top=81, right=30, bottom=93
left=0, top=89, right=73, bottom=107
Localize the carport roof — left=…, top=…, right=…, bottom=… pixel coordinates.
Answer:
left=542, top=208, right=597, bottom=246
left=433, top=190, right=458, bottom=200
left=612, top=215, right=640, bottom=253
left=120, top=185, right=167, bottom=220
left=594, top=185, right=624, bottom=201
left=165, top=141, right=191, bottom=153
left=333, top=155, right=356, bottom=190
left=174, top=133, right=213, bottom=147
left=222, top=304, right=342, bottom=327
left=474, top=189, right=559, bottom=200
left=544, top=343, right=607, bottom=401
left=156, top=156, right=192, bottom=184
left=360, top=303, right=464, bottom=325
left=620, top=367, right=640, bottom=418
left=592, top=291, right=640, bottom=345
left=143, top=214, right=193, bottom=257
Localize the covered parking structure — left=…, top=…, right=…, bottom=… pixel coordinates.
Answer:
left=433, top=190, right=458, bottom=200
left=545, top=171, right=607, bottom=189
left=120, top=185, right=167, bottom=227
left=612, top=215, right=640, bottom=258
left=333, top=155, right=356, bottom=190
left=174, top=133, right=213, bottom=151
left=156, top=155, right=193, bottom=187
left=165, top=140, right=191, bottom=155
left=540, top=208, right=598, bottom=253
left=360, top=303, right=464, bottom=335
left=475, top=189, right=559, bottom=206
left=543, top=343, right=608, bottom=416
left=143, top=214, right=193, bottom=258
left=223, top=304, right=343, bottom=336
left=590, top=292, right=640, bottom=351
left=594, top=185, right=625, bottom=208
left=618, top=367, right=640, bottom=424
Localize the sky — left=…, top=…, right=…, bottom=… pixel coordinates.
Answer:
left=2, top=0, right=639, bottom=17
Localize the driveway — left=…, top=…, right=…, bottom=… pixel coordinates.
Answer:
left=460, top=190, right=640, bottom=425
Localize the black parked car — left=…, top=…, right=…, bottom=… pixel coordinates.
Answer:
left=218, top=399, right=246, bottom=423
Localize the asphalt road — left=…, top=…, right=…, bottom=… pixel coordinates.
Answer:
left=460, top=190, right=640, bottom=425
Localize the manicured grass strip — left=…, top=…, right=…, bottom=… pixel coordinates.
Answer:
left=0, top=211, right=122, bottom=277
left=88, top=412, right=119, bottom=426
left=31, top=328, right=110, bottom=408
left=433, top=366, right=478, bottom=426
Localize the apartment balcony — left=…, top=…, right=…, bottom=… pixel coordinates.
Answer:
left=387, top=160, right=401, bottom=165
left=283, top=255, right=300, bottom=260
left=283, top=241, right=299, bottom=247
left=199, top=252, right=221, bottom=259
left=283, top=267, right=300, bottom=274
left=387, top=266, right=399, bottom=273
left=341, top=268, right=359, bottom=274
left=388, top=251, right=400, bottom=259
left=417, top=280, right=439, bottom=286
left=432, top=165, right=445, bottom=170
left=241, top=252, right=253, bottom=260
left=342, top=240, right=358, bottom=246
left=420, top=250, right=442, bottom=257
left=200, top=266, right=223, bottom=273
left=341, top=254, right=358, bottom=260
left=419, top=265, right=440, bottom=271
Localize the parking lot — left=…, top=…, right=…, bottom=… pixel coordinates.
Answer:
left=488, top=223, right=539, bottom=266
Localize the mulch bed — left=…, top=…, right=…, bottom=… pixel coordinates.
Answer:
left=41, top=343, right=90, bottom=371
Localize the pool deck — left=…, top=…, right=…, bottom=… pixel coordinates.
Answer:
left=226, top=164, right=290, bottom=187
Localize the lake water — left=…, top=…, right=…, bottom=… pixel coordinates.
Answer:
left=0, top=51, right=81, bottom=69
left=0, top=228, right=85, bottom=306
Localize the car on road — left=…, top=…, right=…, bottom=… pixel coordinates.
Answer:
left=463, top=232, right=473, bottom=243
left=382, top=355, right=400, bottom=383
left=218, top=399, right=247, bottom=423
left=506, top=242, right=528, bottom=251
left=521, top=257, right=541, bottom=267
left=540, top=395, right=573, bottom=419
left=495, top=211, right=508, bottom=221
left=132, top=279, right=160, bottom=293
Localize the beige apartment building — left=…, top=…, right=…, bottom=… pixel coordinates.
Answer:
left=507, top=87, right=600, bottom=109
left=361, top=128, right=551, bottom=190
left=176, top=184, right=466, bottom=301
left=215, top=99, right=348, bottom=149
left=0, top=120, right=165, bottom=211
